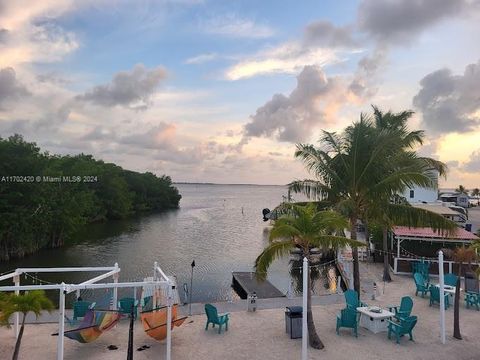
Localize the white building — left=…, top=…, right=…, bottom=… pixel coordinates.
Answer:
left=439, top=192, right=470, bottom=208
left=401, top=186, right=438, bottom=203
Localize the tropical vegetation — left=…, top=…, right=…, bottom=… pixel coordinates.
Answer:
left=0, top=290, right=54, bottom=360
left=442, top=246, right=478, bottom=340
left=289, top=107, right=456, bottom=293
left=255, top=203, right=363, bottom=349
left=0, top=134, right=181, bottom=260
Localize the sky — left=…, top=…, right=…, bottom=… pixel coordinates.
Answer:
left=0, top=0, right=480, bottom=187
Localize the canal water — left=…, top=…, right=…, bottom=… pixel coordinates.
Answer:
left=0, top=184, right=335, bottom=303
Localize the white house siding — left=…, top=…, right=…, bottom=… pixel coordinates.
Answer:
left=402, top=186, right=438, bottom=204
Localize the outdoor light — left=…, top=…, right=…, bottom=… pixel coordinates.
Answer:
left=189, top=260, right=195, bottom=316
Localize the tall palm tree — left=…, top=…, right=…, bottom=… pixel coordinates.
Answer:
left=368, top=107, right=455, bottom=281
left=0, top=290, right=54, bottom=360
left=290, top=108, right=443, bottom=293
left=255, top=204, right=363, bottom=349
left=443, top=246, right=478, bottom=340
left=456, top=185, right=467, bottom=193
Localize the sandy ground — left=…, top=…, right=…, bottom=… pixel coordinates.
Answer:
left=1, top=264, right=479, bottom=360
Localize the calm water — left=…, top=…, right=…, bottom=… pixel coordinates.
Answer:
left=0, top=184, right=332, bottom=303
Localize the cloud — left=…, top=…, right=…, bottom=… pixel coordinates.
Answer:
left=184, top=53, right=218, bottom=65
left=304, top=21, right=357, bottom=48
left=244, top=65, right=346, bottom=142
left=463, top=149, right=480, bottom=172
left=200, top=13, right=274, bottom=39
left=225, top=43, right=338, bottom=80
left=120, top=123, right=176, bottom=150
left=0, top=2, right=79, bottom=67
left=0, top=28, right=8, bottom=43
left=349, top=46, right=388, bottom=99
left=357, top=0, right=471, bottom=44
left=0, top=67, right=29, bottom=108
left=413, top=59, right=480, bottom=134
left=76, top=64, right=167, bottom=109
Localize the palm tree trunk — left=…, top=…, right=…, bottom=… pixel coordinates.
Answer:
left=382, top=227, right=392, bottom=282
left=453, top=264, right=462, bottom=340
left=306, top=254, right=324, bottom=349
left=350, top=217, right=361, bottom=295
left=12, top=313, right=26, bottom=360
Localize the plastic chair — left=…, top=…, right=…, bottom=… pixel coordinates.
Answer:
left=336, top=308, right=359, bottom=337
left=444, top=273, right=458, bottom=287
left=344, top=289, right=368, bottom=310
left=413, top=273, right=429, bottom=298
left=387, top=315, right=417, bottom=344
left=429, top=285, right=449, bottom=309
left=465, top=292, right=480, bottom=310
left=205, top=304, right=229, bottom=334
left=73, top=301, right=96, bottom=321
left=388, top=296, right=413, bottom=321
left=118, top=297, right=139, bottom=319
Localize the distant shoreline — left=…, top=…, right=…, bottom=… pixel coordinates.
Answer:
left=174, top=182, right=286, bottom=187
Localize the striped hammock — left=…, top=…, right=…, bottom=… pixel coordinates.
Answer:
left=140, top=305, right=187, bottom=341
left=53, top=310, right=122, bottom=343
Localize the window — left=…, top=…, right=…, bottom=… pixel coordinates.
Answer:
left=409, top=189, right=414, bottom=199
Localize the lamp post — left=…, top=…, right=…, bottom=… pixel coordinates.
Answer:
left=189, top=260, right=195, bottom=316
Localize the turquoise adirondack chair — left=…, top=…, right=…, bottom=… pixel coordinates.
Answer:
left=118, top=297, right=139, bottom=318
left=336, top=308, right=358, bottom=337
left=411, top=260, right=430, bottom=283
left=388, top=296, right=413, bottom=322
left=429, top=285, right=449, bottom=309
left=73, top=301, right=96, bottom=321
left=205, top=304, right=229, bottom=334
left=465, top=292, right=480, bottom=310
left=387, top=315, right=417, bottom=344
left=413, top=273, right=429, bottom=298
left=344, top=289, right=368, bottom=310
left=444, top=273, right=458, bottom=287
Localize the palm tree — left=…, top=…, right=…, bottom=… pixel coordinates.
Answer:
left=456, top=185, right=467, bottom=193
left=0, top=290, right=54, bottom=360
left=290, top=108, right=444, bottom=293
left=471, top=188, right=480, bottom=205
left=367, top=201, right=456, bottom=282
left=255, top=204, right=363, bottom=349
left=368, top=107, right=455, bottom=282
left=442, top=246, right=478, bottom=340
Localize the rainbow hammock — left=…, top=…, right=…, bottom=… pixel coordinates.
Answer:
left=140, top=305, right=187, bottom=341
left=53, top=310, right=122, bottom=343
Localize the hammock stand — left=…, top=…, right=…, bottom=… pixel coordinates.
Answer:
left=0, top=261, right=175, bottom=360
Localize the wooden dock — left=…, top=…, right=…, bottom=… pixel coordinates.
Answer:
left=232, top=272, right=285, bottom=299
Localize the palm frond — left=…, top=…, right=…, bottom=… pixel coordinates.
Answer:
left=386, top=204, right=457, bottom=235
left=310, top=235, right=365, bottom=250
left=255, top=240, right=295, bottom=281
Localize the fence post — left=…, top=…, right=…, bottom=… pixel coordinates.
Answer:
left=13, top=274, right=19, bottom=338
left=166, top=281, right=173, bottom=360
left=302, top=257, right=308, bottom=360
left=439, top=251, right=446, bottom=344
left=112, top=263, right=119, bottom=310
left=57, top=284, right=66, bottom=360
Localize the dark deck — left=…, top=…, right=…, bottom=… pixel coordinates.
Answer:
left=232, top=272, right=285, bottom=299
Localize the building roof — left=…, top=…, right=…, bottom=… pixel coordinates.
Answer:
left=411, top=203, right=459, bottom=216
left=393, top=226, right=478, bottom=241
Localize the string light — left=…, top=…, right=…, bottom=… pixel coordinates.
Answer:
left=24, top=272, right=56, bottom=285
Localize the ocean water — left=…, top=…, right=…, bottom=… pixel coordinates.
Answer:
left=0, top=184, right=333, bottom=303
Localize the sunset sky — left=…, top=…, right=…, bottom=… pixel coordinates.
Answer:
left=0, top=0, right=480, bottom=187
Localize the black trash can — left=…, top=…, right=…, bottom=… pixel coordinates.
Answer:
left=285, top=306, right=303, bottom=339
